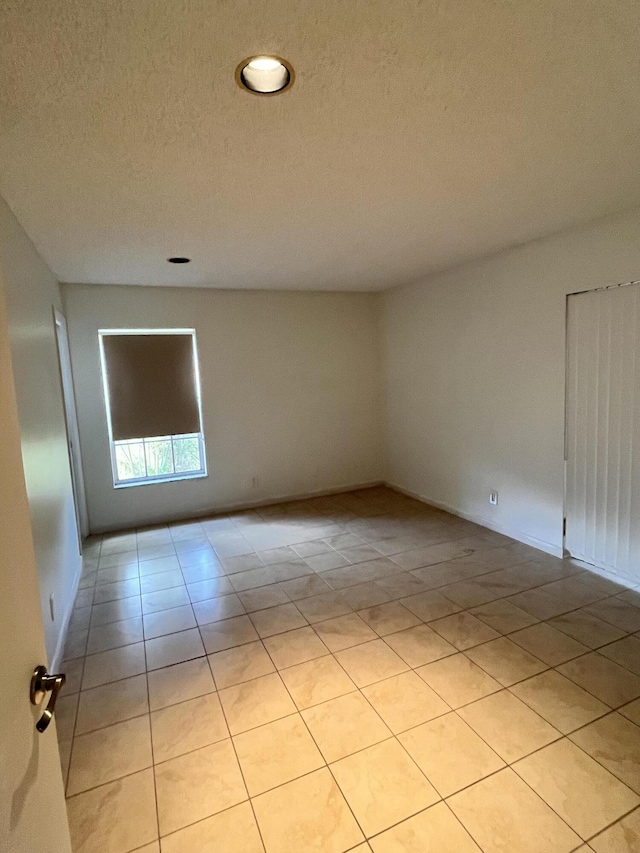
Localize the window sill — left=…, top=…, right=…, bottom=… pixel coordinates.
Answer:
left=113, top=471, right=208, bottom=489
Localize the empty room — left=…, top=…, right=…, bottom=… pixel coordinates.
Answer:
left=2, top=2, right=640, bottom=852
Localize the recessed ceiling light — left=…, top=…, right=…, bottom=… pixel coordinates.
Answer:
left=236, top=55, right=294, bottom=95
left=167, top=257, right=190, bottom=264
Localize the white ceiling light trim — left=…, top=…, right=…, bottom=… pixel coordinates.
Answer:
left=236, top=55, right=294, bottom=95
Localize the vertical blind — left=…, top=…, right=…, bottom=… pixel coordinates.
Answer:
left=565, top=283, right=640, bottom=579
left=100, top=332, right=201, bottom=441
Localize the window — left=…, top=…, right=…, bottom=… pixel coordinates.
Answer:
left=99, top=329, right=207, bottom=487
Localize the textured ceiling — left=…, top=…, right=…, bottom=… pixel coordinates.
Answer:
left=1, top=0, right=640, bottom=290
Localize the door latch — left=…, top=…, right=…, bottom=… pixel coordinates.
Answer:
left=30, top=665, right=66, bottom=733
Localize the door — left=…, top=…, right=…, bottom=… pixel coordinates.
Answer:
left=0, top=285, right=72, bottom=850
left=54, top=308, right=89, bottom=541
left=565, top=281, right=640, bottom=580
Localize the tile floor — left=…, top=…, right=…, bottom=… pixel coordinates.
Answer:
left=57, top=486, right=640, bottom=853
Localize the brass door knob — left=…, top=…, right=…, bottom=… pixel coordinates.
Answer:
left=30, top=665, right=66, bottom=733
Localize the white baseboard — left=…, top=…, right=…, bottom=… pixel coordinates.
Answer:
left=91, top=480, right=385, bottom=535
left=50, top=559, right=83, bottom=672
left=385, top=481, right=563, bottom=559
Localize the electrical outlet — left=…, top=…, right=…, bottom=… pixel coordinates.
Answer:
left=49, top=593, right=55, bottom=621
left=489, top=491, right=498, bottom=506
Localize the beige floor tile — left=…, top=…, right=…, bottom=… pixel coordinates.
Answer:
left=92, top=578, right=140, bottom=605
left=362, top=670, right=449, bottom=733
left=448, top=768, right=580, bottom=853
left=90, top=596, right=142, bottom=627
left=384, top=624, right=456, bottom=667
left=295, top=592, right=353, bottom=623
left=252, top=767, right=364, bottom=853
left=229, top=566, right=277, bottom=592
left=400, top=590, right=462, bottom=621
left=465, top=636, right=547, bottom=686
left=234, top=713, right=324, bottom=795
left=429, top=612, right=500, bottom=650
left=305, top=550, right=351, bottom=572
left=400, top=712, right=505, bottom=797
left=221, top=552, right=263, bottom=573
left=180, top=560, right=225, bottom=584
left=590, top=807, right=640, bottom=853
left=314, top=612, right=377, bottom=651
left=258, top=546, right=301, bottom=564
left=61, top=658, right=84, bottom=694
left=549, top=610, right=626, bottom=649
left=67, top=715, right=153, bottom=796
left=279, top=654, right=356, bottom=709
left=510, top=622, right=589, bottom=665
left=218, top=672, right=296, bottom=734
left=249, top=602, right=307, bottom=638
left=471, top=599, right=539, bottom=633
left=278, top=573, right=332, bottom=601
left=186, top=575, right=235, bottom=602
left=151, top=692, right=228, bottom=762
left=620, top=698, right=640, bottom=725
left=376, top=572, right=430, bottom=599
left=160, top=801, right=264, bottom=853
left=370, top=801, right=481, bottom=853
left=514, top=739, right=639, bottom=838
left=208, top=640, right=275, bottom=689
left=416, top=653, right=501, bottom=708
left=147, top=657, right=215, bottom=711
left=141, top=586, right=190, bottom=615
left=138, top=554, right=180, bottom=574
left=86, top=616, right=144, bottom=654
left=458, top=689, right=560, bottom=762
left=82, top=642, right=146, bottom=690
left=238, top=584, right=290, bottom=612
left=76, top=673, right=148, bottom=734
left=335, top=639, right=409, bottom=687
left=558, top=653, right=640, bottom=707
left=263, top=626, right=328, bottom=669
left=142, top=605, right=196, bottom=640
left=507, top=588, right=572, bottom=620
left=64, top=628, right=89, bottom=659
left=570, top=712, right=640, bottom=794
left=439, top=580, right=499, bottom=609
left=302, top=691, right=391, bottom=762
left=58, top=738, right=72, bottom=787
left=331, top=738, right=438, bottom=836
left=599, top=636, right=640, bottom=676
left=357, top=601, right=421, bottom=635
left=511, top=669, right=610, bottom=733
left=586, top=599, right=640, bottom=633
left=192, top=593, right=246, bottom=625
left=292, top=539, right=334, bottom=558
left=199, top=614, right=260, bottom=653
left=55, top=692, right=78, bottom=742
left=66, top=768, right=157, bottom=853
left=155, top=739, right=247, bottom=836
left=145, top=628, right=205, bottom=670
left=139, top=570, right=184, bottom=594
left=338, top=582, right=393, bottom=610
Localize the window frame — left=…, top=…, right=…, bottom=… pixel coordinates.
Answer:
left=98, top=328, right=208, bottom=489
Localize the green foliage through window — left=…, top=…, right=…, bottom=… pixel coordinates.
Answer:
left=114, top=434, right=204, bottom=484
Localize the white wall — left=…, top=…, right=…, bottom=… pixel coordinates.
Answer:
left=62, top=284, right=384, bottom=532
left=0, top=195, right=81, bottom=665
left=382, top=205, right=640, bottom=556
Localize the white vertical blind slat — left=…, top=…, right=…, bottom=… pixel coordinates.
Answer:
left=566, top=283, right=640, bottom=580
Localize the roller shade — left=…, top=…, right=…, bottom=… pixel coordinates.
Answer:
left=101, top=332, right=201, bottom=441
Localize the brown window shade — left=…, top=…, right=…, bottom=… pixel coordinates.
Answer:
left=101, top=333, right=201, bottom=441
